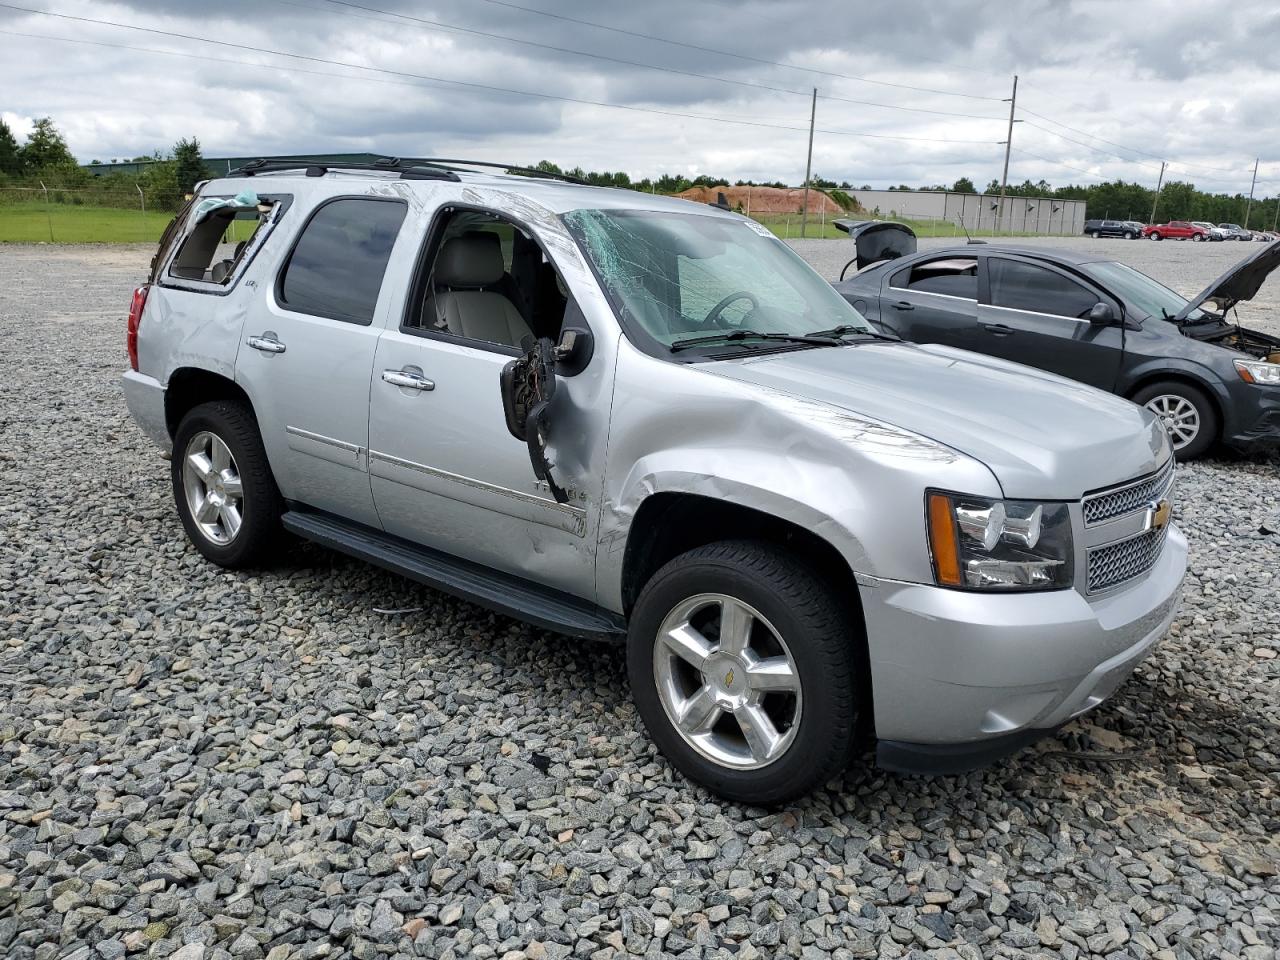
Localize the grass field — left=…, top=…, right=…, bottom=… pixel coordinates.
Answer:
left=749, top=212, right=1043, bottom=240
left=0, top=202, right=173, bottom=243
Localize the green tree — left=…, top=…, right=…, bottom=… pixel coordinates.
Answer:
left=18, top=116, right=75, bottom=170
left=952, top=176, right=976, bottom=194
left=0, top=118, right=21, bottom=175
left=173, top=137, right=208, bottom=194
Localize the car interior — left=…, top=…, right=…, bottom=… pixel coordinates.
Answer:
left=169, top=207, right=268, bottom=284
left=407, top=210, right=570, bottom=349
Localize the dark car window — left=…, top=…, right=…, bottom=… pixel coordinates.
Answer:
left=989, top=259, right=1100, bottom=319
left=279, top=198, right=408, bottom=324
left=890, top=257, right=977, bottom=299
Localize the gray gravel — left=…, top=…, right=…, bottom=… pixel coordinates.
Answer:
left=1, top=243, right=1278, bottom=960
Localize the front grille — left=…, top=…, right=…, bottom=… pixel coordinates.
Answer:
left=1087, top=524, right=1169, bottom=592
left=1082, top=458, right=1175, bottom=526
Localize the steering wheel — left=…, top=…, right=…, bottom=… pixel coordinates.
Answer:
left=704, top=291, right=759, bottom=327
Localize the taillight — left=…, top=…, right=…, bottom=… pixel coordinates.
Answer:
left=127, top=285, right=149, bottom=371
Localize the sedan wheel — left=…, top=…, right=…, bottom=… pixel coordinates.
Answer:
left=653, top=593, right=802, bottom=770
left=182, top=431, right=244, bottom=545
left=1149, top=231, right=1162, bottom=241
left=1192, top=233, right=1205, bottom=242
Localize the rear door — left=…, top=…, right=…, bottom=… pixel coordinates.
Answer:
left=878, top=254, right=979, bottom=348
left=977, top=255, right=1124, bottom=390
left=236, top=195, right=411, bottom=528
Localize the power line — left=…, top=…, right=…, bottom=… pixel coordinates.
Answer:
left=0, top=27, right=999, bottom=146
left=1010, top=147, right=1109, bottom=182
left=281, top=0, right=1007, bottom=121
left=394, top=0, right=1004, bottom=101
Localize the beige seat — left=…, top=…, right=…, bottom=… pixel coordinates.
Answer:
left=434, top=232, right=532, bottom=347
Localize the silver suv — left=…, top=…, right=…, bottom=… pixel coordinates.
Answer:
left=122, top=158, right=1186, bottom=803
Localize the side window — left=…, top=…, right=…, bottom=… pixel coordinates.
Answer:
left=168, top=200, right=281, bottom=286
left=890, top=257, right=978, bottom=299
left=405, top=209, right=571, bottom=350
left=278, top=198, right=408, bottom=325
left=989, top=259, right=1100, bottom=319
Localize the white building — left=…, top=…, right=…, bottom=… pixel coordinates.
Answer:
left=849, top=189, right=1086, bottom=236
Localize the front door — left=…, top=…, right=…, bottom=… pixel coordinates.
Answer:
left=236, top=196, right=410, bottom=528
left=977, top=255, right=1124, bottom=390
left=366, top=207, right=600, bottom=598
left=878, top=255, right=979, bottom=348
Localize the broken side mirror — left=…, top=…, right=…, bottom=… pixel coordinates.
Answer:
left=1088, top=301, right=1117, bottom=325
left=500, top=337, right=568, bottom=503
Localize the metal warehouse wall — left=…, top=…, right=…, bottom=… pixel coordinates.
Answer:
left=851, top=190, right=1086, bottom=235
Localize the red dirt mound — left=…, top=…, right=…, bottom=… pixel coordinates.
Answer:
left=676, top=185, right=844, bottom=214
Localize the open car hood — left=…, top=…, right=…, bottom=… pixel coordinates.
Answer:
left=832, top=219, right=917, bottom=273
left=1174, top=239, right=1280, bottom=320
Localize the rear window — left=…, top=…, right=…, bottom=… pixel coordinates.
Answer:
left=277, top=198, right=408, bottom=325
left=167, top=198, right=284, bottom=288
left=891, top=257, right=978, bottom=299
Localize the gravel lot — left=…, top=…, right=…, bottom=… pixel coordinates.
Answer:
left=1, top=241, right=1278, bottom=960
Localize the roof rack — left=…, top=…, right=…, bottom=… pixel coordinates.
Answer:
left=401, top=158, right=588, bottom=185
left=229, top=157, right=460, bottom=182
left=227, top=156, right=590, bottom=186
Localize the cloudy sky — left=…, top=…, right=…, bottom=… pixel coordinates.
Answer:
left=2, top=0, right=1278, bottom=195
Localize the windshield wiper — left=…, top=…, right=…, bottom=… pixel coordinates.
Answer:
left=668, top=329, right=838, bottom=352
left=805, top=323, right=900, bottom=342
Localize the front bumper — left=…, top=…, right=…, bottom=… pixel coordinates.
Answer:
left=121, top=370, right=171, bottom=456
left=1222, top=385, right=1280, bottom=452
left=859, top=524, right=1186, bottom=771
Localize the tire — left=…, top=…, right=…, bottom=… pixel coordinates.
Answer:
left=1124, top=232, right=1136, bottom=239
left=1149, top=231, right=1162, bottom=241
left=1192, top=233, right=1205, bottom=242
left=1087, top=230, right=1098, bottom=238
left=171, top=400, right=283, bottom=567
left=627, top=541, right=861, bottom=805
left=1132, top=380, right=1219, bottom=461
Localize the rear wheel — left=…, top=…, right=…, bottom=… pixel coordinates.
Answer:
left=1192, top=233, right=1205, bottom=242
left=1133, top=380, right=1218, bottom=461
left=627, top=541, right=861, bottom=804
left=172, top=400, right=283, bottom=567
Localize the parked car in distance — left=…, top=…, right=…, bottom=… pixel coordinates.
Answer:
left=1219, top=223, right=1252, bottom=240
left=833, top=232, right=1280, bottom=460
left=122, top=162, right=1188, bottom=804
left=1124, top=220, right=1146, bottom=235
left=1083, top=219, right=1140, bottom=239
left=1143, top=220, right=1208, bottom=241
left=1192, top=221, right=1228, bottom=241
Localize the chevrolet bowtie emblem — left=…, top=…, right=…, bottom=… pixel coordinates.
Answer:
left=724, top=669, right=735, bottom=688
left=1150, top=498, right=1171, bottom=531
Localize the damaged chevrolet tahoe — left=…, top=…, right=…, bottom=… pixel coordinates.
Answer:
left=122, top=158, right=1186, bottom=803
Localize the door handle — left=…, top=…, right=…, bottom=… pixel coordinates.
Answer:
left=891, top=301, right=915, bottom=311
left=246, top=333, right=286, bottom=354
left=983, top=323, right=1014, bottom=336
left=382, top=368, right=435, bottom=391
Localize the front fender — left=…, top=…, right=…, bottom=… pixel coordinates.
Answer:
left=1116, top=355, right=1231, bottom=409
left=594, top=342, right=1001, bottom=612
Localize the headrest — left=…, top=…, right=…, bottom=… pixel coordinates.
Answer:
left=435, top=231, right=504, bottom=288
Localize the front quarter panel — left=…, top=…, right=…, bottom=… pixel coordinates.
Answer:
left=596, top=341, right=1003, bottom=612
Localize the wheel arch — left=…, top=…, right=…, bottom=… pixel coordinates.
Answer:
left=1123, top=368, right=1226, bottom=429
left=165, top=366, right=257, bottom=438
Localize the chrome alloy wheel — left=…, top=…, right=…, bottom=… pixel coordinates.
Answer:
left=1145, top=394, right=1200, bottom=451
left=653, top=593, right=802, bottom=770
left=182, top=431, right=244, bottom=545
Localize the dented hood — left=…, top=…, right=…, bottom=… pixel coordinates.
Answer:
left=1175, top=239, right=1280, bottom=320
left=710, top=342, right=1168, bottom=500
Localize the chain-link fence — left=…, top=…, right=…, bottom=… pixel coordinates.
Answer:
left=0, top=181, right=179, bottom=243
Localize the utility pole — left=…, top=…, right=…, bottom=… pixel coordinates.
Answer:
left=1149, top=161, right=1166, bottom=224
left=800, top=87, right=816, bottom=239
left=1244, top=157, right=1259, bottom=229
left=997, top=74, right=1018, bottom=236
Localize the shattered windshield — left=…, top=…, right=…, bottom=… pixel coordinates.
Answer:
left=1084, top=261, right=1212, bottom=323
left=562, top=208, right=874, bottom=353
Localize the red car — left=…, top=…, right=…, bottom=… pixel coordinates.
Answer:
left=1143, top=220, right=1208, bottom=241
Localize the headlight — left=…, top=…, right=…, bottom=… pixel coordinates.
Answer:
left=926, top=491, right=1074, bottom=591
left=1234, top=358, right=1280, bottom=385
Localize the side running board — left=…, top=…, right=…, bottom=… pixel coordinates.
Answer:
left=281, top=510, right=626, bottom=641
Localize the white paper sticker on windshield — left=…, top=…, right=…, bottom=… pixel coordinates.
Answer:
left=741, top=219, right=775, bottom=238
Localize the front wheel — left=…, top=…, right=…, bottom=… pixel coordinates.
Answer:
left=1134, top=381, right=1219, bottom=461
left=1124, top=232, right=1136, bottom=239
left=172, top=400, right=283, bottom=567
left=1149, top=231, right=1162, bottom=241
left=627, top=541, right=861, bottom=804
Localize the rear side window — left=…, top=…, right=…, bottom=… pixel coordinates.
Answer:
left=989, top=259, right=1099, bottom=319
left=167, top=199, right=283, bottom=288
left=891, top=257, right=978, bottom=299
left=278, top=198, right=408, bottom=324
